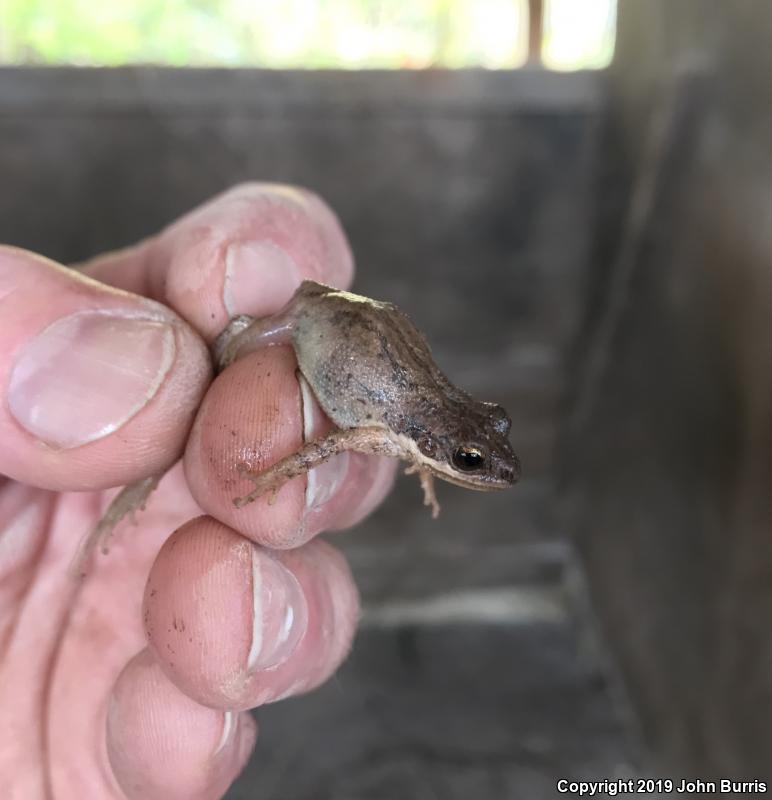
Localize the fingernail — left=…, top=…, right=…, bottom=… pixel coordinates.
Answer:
left=213, top=711, right=235, bottom=756
left=272, top=677, right=311, bottom=703
left=248, top=549, right=308, bottom=672
left=224, top=241, right=300, bottom=318
left=298, top=372, right=348, bottom=511
left=306, top=453, right=349, bottom=510
left=8, top=311, right=175, bottom=449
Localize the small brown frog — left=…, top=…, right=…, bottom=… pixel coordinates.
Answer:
left=214, top=280, right=520, bottom=516
left=74, top=281, right=520, bottom=572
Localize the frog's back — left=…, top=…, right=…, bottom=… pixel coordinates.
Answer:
left=290, top=282, right=464, bottom=432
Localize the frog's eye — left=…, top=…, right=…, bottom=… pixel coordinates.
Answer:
left=453, top=445, right=485, bottom=471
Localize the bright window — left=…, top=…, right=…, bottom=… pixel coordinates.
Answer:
left=542, top=0, right=616, bottom=70
left=0, top=0, right=614, bottom=69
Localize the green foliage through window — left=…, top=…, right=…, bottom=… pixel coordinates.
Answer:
left=0, top=0, right=614, bottom=69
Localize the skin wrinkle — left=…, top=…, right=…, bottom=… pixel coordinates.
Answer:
left=0, top=489, right=54, bottom=665
left=0, top=486, right=51, bottom=583
left=39, top=494, right=74, bottom=800
left=98, top=694, right=127, bottom=799
left=0, top=283, right=19, bottom=305
left=0, top=598, right=43, bottom=794
left=47, top=488, right=143, bottom=799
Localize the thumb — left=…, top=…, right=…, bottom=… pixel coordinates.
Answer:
left=0, top=246, right=211, bottom=491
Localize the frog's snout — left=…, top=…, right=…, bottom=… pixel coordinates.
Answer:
left=497, top=454, right=521, bottom=486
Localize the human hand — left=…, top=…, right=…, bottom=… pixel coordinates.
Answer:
left=0, top=184, right=397, bottom=798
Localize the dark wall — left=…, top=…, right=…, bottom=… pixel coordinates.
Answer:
left=0, top=67, right=602, bottom=605
left=1, top=67, right=638, bottom=797
left=566, top=0, right=772, bottom=777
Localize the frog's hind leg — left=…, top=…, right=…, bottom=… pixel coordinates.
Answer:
left=69, top=474, right=161, bottom=577
left=234, top=426, right=401, bottom=508
left=404, top=464, right=440, bottom=518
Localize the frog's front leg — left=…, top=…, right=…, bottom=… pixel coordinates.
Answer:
left=404, top=464, right=440, bottom=519
left=234, top=426, right=402, bottom=508
left=213, top=314, right=295, bottom=372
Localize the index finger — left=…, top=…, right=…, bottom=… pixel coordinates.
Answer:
left=0, top=184, right=352, bottom=492
left=80, top=183, right=355, bottom=338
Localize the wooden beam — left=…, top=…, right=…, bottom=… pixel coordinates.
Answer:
left=528, top=0, right=544, bottom=64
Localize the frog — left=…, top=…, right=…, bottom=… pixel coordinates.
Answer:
left=73, top=280, right=520, bottom=573
left=213, top=280, right=520, bottom=515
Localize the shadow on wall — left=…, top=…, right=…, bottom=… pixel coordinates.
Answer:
left=564, top=0, right=772, bottom=778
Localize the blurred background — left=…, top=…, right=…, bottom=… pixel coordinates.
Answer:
left=3, top=0, right=770, bottom=797
left=0, top=0, right=615, bottom=70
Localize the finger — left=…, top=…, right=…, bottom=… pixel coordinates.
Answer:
left=184, top=347, right=397, bottom=549
left=0, top=247, right=211, bottom=490
left=0, top=482, right=53, bottom=622
left=107, top=649, right=256, bottom=800
left=79, top=183, right=355, bottom=340
left=143, top=517, right=359, bottom=710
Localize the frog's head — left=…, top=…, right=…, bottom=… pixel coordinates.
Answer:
left=409, top=402, right=521, bottom=490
